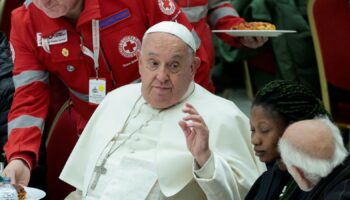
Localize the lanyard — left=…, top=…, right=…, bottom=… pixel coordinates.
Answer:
left=81, top=19, right=100, bottom=79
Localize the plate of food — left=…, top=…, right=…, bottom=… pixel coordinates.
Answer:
left=24, top=186, right=46, bottom=200
left=14, top=185, right=46, bottom=200
left=0, top=184, right=45, bottom=200
left=0, top=175, right=46, bottom=200
left=212, top=22, right=296, bottom=37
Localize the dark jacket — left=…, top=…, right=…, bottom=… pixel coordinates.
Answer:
left=0, top=32, right=14, bottom=154
left=301, top=155, right=350, bottom=200
left=245, top=163, right=304, bottom=200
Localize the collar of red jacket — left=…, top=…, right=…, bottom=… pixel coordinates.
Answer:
left=29, top=0, right=101, bottom=37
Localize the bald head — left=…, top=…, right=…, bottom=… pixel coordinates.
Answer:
left=283, top=119, right=334, bottom=160
left=279, top=117, right=348, bottom=191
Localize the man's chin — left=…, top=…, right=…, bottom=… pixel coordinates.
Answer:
left=299, top=185, right=314, bottom=192
left=46, top=12, right=64, bottom=19
left=41, top=8, right=65, bottom=19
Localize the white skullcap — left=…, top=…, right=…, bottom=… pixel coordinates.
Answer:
left=144, top=21, right=198, bottom=52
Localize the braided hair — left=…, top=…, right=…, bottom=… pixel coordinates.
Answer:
left=253, top=80, right=329, bottom=124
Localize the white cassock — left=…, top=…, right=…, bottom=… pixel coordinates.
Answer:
left=60, top=82, right=266, bottom=200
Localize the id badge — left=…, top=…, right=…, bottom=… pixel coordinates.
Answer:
left=89, top=78, right=106, bottom=104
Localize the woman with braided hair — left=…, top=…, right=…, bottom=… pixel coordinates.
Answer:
left=245, top=80, right=329, bottom=200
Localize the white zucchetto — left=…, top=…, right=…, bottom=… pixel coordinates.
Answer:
left=144, top=21, right=198, bottom=52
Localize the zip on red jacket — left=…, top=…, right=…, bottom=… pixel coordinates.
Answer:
left=5, top=0, right=214, bottom=169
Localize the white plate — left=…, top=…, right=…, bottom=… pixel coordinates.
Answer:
left=24, top=187, right=46, bottom=200
left=212, top=30, right=297, bottom=37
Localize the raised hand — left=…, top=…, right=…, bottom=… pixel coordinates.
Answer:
left=178, top=103, right=211, bottom=167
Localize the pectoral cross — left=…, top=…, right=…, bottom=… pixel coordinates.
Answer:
left=90, top=158, right=107, bottom=190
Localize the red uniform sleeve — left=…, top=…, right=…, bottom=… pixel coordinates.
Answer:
left=208, top=1, right=245, bottom=46
left=4, top=6, right=50, bottom=169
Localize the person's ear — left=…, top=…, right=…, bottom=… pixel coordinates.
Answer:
left=289, top=166, right=313, bottom=191
left=191, top=56, right=201, bottom=76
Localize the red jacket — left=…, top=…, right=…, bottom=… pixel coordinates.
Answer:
left=5, top=0, right=213, bottom=168
left=178, top=0, right=244, bottom=65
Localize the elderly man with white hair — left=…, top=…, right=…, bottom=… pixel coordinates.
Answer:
left=59, top=21, right=265, bottom=200
left=279, top=117, right=350, bottom=200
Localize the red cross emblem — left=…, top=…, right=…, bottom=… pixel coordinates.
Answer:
left=123, top=41, right=137, bottom=53
left=158, top=0, right=175, bottom=15
left=118, top=36, right=141, bottom=58
left=162, top=0, right=171, bottom=9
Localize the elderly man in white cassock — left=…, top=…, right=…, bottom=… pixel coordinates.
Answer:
left=60, top=21, right=265, bottom=200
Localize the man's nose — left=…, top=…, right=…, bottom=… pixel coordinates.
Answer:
left=156, top=66, right=170, bottom=82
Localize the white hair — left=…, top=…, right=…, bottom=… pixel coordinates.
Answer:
left=279, top=116, right=348, bottom=185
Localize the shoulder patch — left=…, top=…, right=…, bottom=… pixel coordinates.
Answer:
left=158, top=0, right=176, bottom=15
